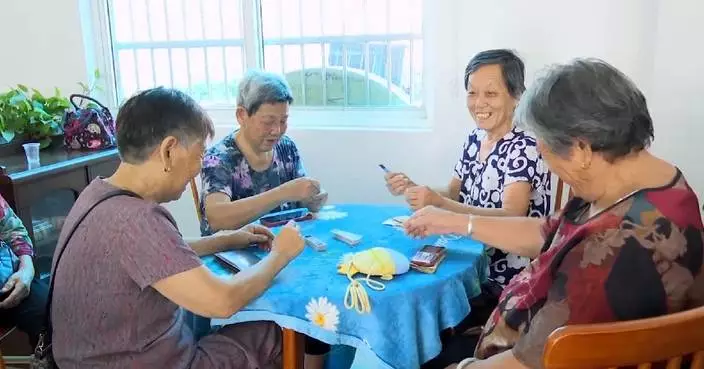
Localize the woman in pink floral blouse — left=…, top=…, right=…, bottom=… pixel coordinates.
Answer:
left=0, top=194, right=48, bottom=347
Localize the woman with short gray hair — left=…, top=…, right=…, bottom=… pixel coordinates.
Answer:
left=199, top=70, right=330, bottom=367
left=51, top=87, right=306, bottom=368
left=408, top=59, right=704, bottom=369
left=200, top=70, right=326, bottom=236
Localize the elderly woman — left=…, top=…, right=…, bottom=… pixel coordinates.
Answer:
left=200, top=70, right=326, bottom=236
left=408, top=59, right=704, bottom=369
left=51, top=87, right=305, bottom=368
left=199, top=70, right=331, bottom=368
left=387, top=50, right=551, bottom=325
left=0, top=194, right=48, bottom=348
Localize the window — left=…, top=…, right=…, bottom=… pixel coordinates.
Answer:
left=106, top=0, right=423, bottom=110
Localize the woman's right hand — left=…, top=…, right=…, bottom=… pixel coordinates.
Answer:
left=384, top=172, right=416, bottom=196
left=270, top=221, right=305, bottom=262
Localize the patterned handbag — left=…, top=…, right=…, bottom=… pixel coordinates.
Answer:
left=62, top=94, right=116, bottom=150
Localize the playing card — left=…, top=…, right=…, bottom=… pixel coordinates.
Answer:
left=382, top=216, right=409, bottom=227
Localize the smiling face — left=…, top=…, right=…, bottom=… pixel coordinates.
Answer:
left=466, top=64, right=518, bottom=134
left=237, top=102, right=290, bottom=153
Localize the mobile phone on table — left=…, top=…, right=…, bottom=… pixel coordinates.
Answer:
left=215, top=249, right=262, bottom=272
left=259, top=208, right=313, bottom=228
left=411, top=245, right=447, bottom=268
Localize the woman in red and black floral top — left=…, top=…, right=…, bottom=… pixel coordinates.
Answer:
left=0, top=194, right=48, bottom=347
left=408, top=59, right=704, bottom=369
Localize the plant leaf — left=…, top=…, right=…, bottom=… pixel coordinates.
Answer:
left=17, top=84, right=28, bottom=92
left=77, top=82, right=89, bottom=92
left=9, top=93, right=26, bottom=105
left=31, top=88, right=45, bottom=101
left=1, top=130, right=15, bottom=142
left=54, top=87, right=61, bottom=97
left=94, top=69, right=101, bottom=79
left=39, top=136, right=52, bottom=149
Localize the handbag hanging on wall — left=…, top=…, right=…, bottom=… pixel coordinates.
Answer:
left=62, top=94, right=116, bottom=150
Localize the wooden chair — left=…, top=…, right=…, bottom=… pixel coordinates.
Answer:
left=188, top=178, right=305, bottom=368
left=543, top=305, right=704, bottom=369
left=553, top=176, right=573, bottom=213
left=0, top=326, right=32, bottom=369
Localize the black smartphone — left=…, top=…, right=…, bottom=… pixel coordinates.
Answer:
left=214, top=249, right=262, bottom=273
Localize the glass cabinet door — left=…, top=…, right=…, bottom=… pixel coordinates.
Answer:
left=30, top=189, right=76, bottom=279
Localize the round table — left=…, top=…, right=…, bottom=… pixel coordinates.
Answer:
left=204, top=204, right=487, bottom=369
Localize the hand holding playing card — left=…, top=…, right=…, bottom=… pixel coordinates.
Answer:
left=305, top=189, right=329, bottom=212
left=271, top=221, right=305, bottom=262
left=384, top=172, right=416, bottom=196
left=404, top=206, right=469, bottom=238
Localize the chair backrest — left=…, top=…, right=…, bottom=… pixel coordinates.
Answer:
left=553, top=177, right=573, bottom=213
left=190, top=177, right=202, bottom=223
left=543, top=305, right=704, bottom=369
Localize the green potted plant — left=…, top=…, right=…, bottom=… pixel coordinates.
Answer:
left=0, top=85, right=69, bottom=149
left=0, top=70, right=103, bottom=150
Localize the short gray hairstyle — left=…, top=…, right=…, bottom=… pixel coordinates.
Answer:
left=515, top=58, right=654, bottom=161
left=116, top=87, right=214, bottom=164
left=237, top=70, right=294, bottom=116
left=465, top=49, right=526, bottom=99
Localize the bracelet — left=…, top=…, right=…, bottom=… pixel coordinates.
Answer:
left=458, top=357, right=479, bottom=369
left=466, top=215, right=474, bottom=236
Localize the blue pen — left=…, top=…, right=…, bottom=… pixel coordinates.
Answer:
left=378, top=164, right=391, bottom=173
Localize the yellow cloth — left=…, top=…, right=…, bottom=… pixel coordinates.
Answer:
left=337, top=247, right=397, bottom=279
left=337, top=247, right=401, bottom=314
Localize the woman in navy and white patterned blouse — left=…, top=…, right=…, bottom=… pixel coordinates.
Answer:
left=385, top=50, right=551, bottom=316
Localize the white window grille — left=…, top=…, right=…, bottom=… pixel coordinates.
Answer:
left=106, top=0, right=423, bottom=109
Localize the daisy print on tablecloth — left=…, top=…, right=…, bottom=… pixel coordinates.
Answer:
left=305, top=297, right=340, bottom=332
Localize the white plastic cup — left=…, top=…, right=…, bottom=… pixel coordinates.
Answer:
left=22, top=143, right=40, bottom=166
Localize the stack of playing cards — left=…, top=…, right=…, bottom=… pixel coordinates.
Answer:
left=304, top=236, right=327, bottom=251
left=382, top=216, right=409, bottom=230
left=410, top=245, right=447, bottom=274
left=330, top=229, right=362, bottom=246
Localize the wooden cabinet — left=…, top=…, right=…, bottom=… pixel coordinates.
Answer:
left=0, top=144, right=120, bottom=279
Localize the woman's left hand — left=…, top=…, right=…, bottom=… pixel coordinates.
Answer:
left=0, top=263, right=33, bottom=309
left=240, top=224, right=275, bottom=250
left=405, top=186, right=443, bottom=210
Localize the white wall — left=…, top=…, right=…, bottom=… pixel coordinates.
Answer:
left=1, top=0, right=702, bottom=238
left=0, top=1, right=88, bottom=94
left=649, top=0, right=704, bottom=207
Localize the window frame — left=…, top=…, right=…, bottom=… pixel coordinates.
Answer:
left=82, top=0, right=437, bottom=129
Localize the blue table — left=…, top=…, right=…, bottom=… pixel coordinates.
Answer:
left=205, top=204, right=487, bottom=369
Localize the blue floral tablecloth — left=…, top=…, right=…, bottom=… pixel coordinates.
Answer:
left=205, top=204, right=487, bottom=369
